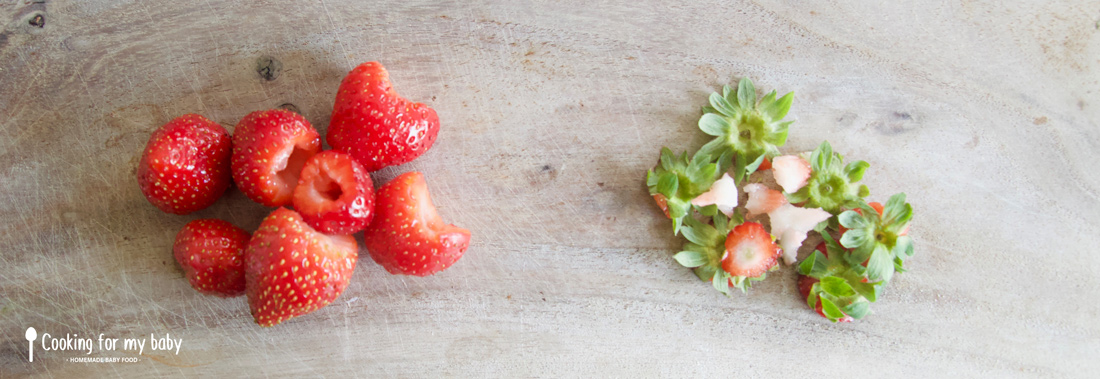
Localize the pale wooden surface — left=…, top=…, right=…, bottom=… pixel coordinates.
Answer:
left=1, top=0, right=1098, bottom=377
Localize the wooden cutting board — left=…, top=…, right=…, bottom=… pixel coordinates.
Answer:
left=2, top=1, right=1098, bottom=377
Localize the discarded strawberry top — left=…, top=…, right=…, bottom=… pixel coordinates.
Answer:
left=647, top=78, right=915, bottom=322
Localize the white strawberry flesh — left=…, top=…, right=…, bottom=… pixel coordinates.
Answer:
left=767, top=203, right=831, bottom=264
left=772, top=155, right=811, bottom=193
left=743, top=183, right=788, bottom=218
left=691, top=173, right=738, bottom=217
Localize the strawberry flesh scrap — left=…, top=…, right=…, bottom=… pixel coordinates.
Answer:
left=137, top=114, right=231, bottom=214
left=772, top=155, right=811, bottom=193
left=292, top=151, right=375, bottom=235
left=690, top=173, right=738, bottom=217
left=743, top=183, right=788, bottom=218
left=767, top=203, right=831, bottom=264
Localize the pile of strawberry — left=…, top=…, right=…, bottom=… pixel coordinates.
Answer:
left=646, top=79, right=915, bottom=322
left=137, top=62, right=470, bottom=327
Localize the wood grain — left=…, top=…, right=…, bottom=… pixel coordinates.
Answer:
left=1, top=0, right=1098, bottom=377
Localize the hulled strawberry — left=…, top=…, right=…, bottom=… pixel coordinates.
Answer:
left=838, top=194, right=914, bottom=283
left=137, top=114, right=231, bottom=214
left=245, top=208, right=358, bottom=327
left=364, top=172, right=470, bottom=276
left=673, top=216, right=777, bottom=294
left=785, top=141, right=870, bottom=214
left=231, top=109, right=321, bottom=207
left=698, top=78, right=794, bottom=183
left=328, top=61, right=440, bottom=172
left=173, top=219, right=250, bottom=297
left=291, top=151, right=375, bottom=235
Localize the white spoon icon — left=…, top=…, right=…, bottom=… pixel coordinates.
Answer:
left=26, top=327, right=36, bottom=362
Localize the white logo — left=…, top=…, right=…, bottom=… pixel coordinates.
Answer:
left=25, top=327, right=36, bottom=362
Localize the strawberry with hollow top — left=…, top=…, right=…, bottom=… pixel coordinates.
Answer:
left=231, top=109, right=321, bottom=207
left=364, top=172, right=471, bottom=276
left=328, top=61, right=440, bottom=172
left=292, top=151, right=375, bottom=235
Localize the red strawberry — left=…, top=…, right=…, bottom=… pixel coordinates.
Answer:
left=364, top=172, right=470, bottom=276
left=245, top=208, right=358, bottom=327
left=231, top=109, right=321, bottom=207
left=291, top=151, right=375, bottom=235
left=721, top=222, right=781, bottom=278
left=137, top=114, right=231, bottom=214
left=652, top=193, right=671, bottom=218
left=327, top=62, right=440, bottom=171
left=173, top=219, right=250, bottom=297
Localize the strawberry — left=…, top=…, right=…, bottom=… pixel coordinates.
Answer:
left=291, top=151, right=375, bottom=235
left=231, top=109, right=321, bottom=207
left=172, top=219, right=250, bottom=297
left=328, top=62, right=440, bottom=172
left=137, top=114, right=231, bottom=214
left=721, top=222, right=781, bottom=278
left=772, top=155, right=811, bottom=193
left=743, top=183, right=787, bottom=218
left=364, top=172, right=470, bottom=276
left=245, top=208, right=358, bottom=327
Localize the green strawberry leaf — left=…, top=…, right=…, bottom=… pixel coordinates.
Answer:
left=699, top=113, right=730, bottom=137
left=866, top=244, right=894, bottom=283
left=674, top=250, right=708, bottom=268
left=736, top=77, right=756, bottom=111
left=709, top=92, right=738, bottom=116
left=844, top=160, right=870, bottom=182
left=821, top=276, right=856, bottom=297
left=712, top=270, right=730, bottom=295
left=657, top=173, right=678, bottom=197
left=842, top=300, right=871, bottom=320
left=819, top=296, right=846, bottom=320
left=763, top=92, right=793, bottom=121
